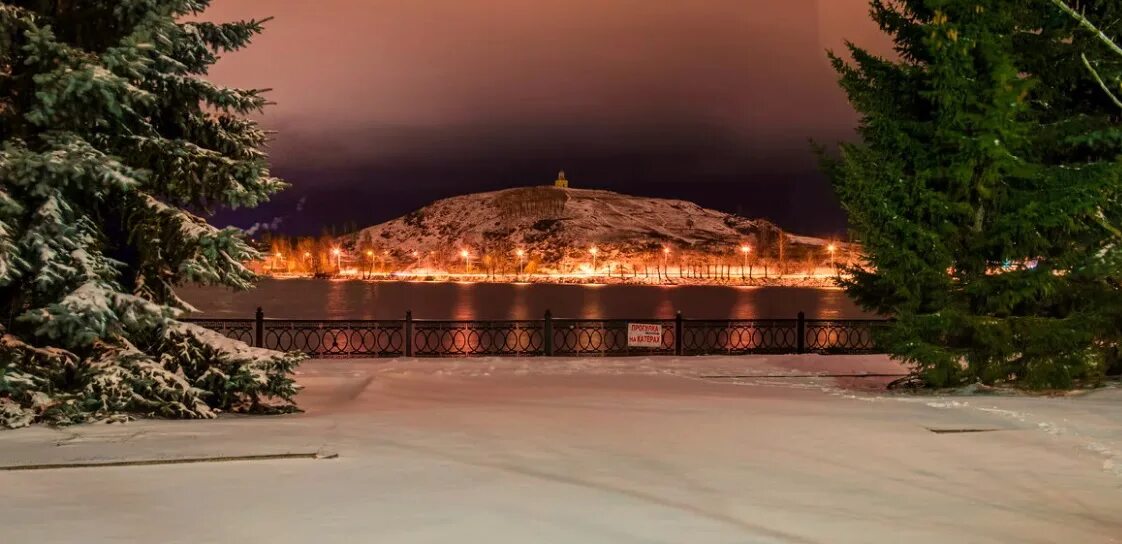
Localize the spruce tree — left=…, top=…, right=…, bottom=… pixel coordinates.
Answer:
left=825, top=1, right=1122, bottom=388
left=0, top=1, right=302, bottom=427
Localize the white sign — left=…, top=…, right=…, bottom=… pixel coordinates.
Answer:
left=627, top=323, right=663, bottom=348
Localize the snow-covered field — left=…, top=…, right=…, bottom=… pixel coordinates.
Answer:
left=2, top=355, right=1121, bottom=543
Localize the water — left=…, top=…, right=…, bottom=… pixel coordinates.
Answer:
left=178, top=279, right=872, bottom=320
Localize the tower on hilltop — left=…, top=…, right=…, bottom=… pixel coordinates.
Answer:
left=554, top=170, right=569, bottom=189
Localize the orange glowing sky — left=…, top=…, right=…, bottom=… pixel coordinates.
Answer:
left=204, top=1, right=894, bottom=237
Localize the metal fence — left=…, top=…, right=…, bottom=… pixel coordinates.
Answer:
left=184, top=308, right=888, bottom=359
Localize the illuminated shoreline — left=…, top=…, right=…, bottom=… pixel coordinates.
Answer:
left=258, top=271, right=846, bottom=288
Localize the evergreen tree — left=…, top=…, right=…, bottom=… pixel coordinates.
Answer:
left=824, top=0, right=1122, bottom=388
left=0, top=1, right=302, bottom=427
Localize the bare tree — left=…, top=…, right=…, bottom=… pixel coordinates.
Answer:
left=777, top=230, right=787, bottom=276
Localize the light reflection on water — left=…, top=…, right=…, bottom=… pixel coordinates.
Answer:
left=579, top=285, right=604, bottom=318
left=453, top=283, right=476, bottom=321
left=653, top=296, right=675, bottom=319
left=179, top=279, right=873, bottom=320
left=509, top=283, right=531, bottom=321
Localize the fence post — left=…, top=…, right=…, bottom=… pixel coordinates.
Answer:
left=405, top=310, right=414, bottom=357
left=544, top=310, right=554, bottom=356
left=796, top=311, right=806, bottom=354
left=674, top=311, right=684, bottom=356
left=255, top=307, right=264, bottom=348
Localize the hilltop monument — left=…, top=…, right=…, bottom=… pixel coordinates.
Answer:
left=554, top=170, right=569, bottom=189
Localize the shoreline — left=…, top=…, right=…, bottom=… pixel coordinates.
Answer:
left=259, top=273, right=846, bottom=289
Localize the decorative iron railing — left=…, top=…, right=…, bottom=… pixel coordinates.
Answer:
left=804, top=319, right=883, bottom=353
left=549, top=319, right=676, bottom=356
left=680, top=319, right=799, bottom=355
left=412, top=320, right=543, bottom=357
left=261, top=319, right=405, bottom=358
left=187, top=319, right=256, bottom=346
left=183, top=309, right=888, bottom=358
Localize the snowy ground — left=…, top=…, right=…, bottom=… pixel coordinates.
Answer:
left=2, top=355, right=1121, bottom=543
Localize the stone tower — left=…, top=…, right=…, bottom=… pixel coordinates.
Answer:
left=554, top=170, right=569, bottom=189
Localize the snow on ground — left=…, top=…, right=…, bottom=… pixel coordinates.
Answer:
left=2, top=355, right=1121, bottom=543
left=340, top=354, right=906, bottom=381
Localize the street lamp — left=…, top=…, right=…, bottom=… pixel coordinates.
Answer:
left=460, top=249, right=470, bottom=275
left=589, top=246, right=599, bottom=275
left=515, top=248, right=525, bottom=278
left=827, top=243, right=837, bottom=276
left=331, top=247, right=342, bottom=274
left=739, top=245, right=751, bottom=280
left=365, top=250, right=374, bottom=279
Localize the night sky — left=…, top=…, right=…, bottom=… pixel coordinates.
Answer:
left=204, top=0, right=893, bottom=238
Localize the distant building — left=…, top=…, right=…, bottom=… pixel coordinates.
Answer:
left=554, top=170, right=569, bottom=189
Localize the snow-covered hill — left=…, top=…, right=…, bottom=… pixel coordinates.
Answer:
left=343, top=186, right=834, bottom=273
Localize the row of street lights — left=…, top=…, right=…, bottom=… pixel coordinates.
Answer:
left=453, top=243, right=767, bottom=276
left=288, top=241, right=839, bottom=278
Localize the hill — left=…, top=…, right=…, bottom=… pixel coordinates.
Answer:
left=343, top=187, right=837, bottom=275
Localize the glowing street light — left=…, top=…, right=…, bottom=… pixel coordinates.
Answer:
left=827, top=243, right=838, bottom=275
left=460, top=249, right=471, bottom=274
left=739, top=244, right=751, bottom=280
left=363, top=250, right=374, bottom=279
left=515, top=248, right=525, bottom=277
left=589, top=246, right=599, bottom=275
left=331, top=247, right=342, bottom=272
